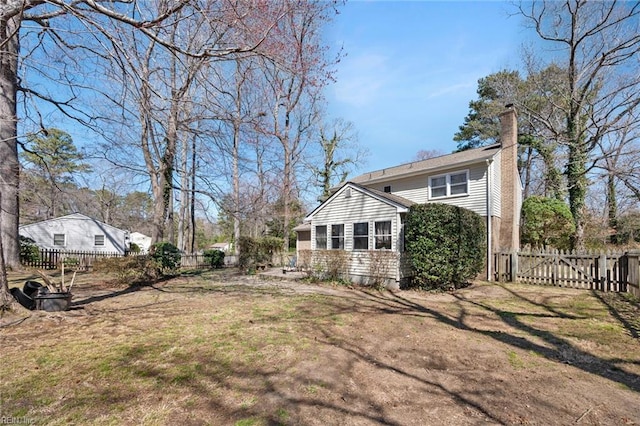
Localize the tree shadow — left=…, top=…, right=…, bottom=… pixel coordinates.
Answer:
left=590, top=290, right=640, bottom=339
left=354, top=287, right=640, bottom=393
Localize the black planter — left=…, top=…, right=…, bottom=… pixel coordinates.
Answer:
left=10, top=287, right=35, bottom=310
left=34, top=292, right=73, bottom=312
left=23, top=281, right=44, bottom=298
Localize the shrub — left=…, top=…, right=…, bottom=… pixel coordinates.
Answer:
left=405, top=203, right=485, bottom=290
left=309, top=250, right=349, bottom=282
left=150, top=242, right=181, bottom=272
left=19, top=236, right=40, bottom=264
left=521, top=196, right=575, bottom=250
left=203, top=249, right=225, bottom=269
left=129, top=242, right=141, bottom=254
left=93, top=256, right=160, bottom=285
left=238, top=236, right=283, bottom=272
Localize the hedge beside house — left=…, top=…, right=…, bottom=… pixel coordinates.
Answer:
left=405, top=203, right=485, bottom=290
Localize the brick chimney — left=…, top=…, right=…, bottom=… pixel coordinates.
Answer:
left=498, top=105, right=520, bottom=252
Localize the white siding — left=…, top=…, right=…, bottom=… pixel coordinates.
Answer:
left=311, top=187, right=399, bottom=252
left=363, top=163, right=490, bottom=216
left=19, top=214, right=128, bottom=254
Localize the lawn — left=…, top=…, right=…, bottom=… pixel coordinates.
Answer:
left=1, top=269, right=639, bottom=425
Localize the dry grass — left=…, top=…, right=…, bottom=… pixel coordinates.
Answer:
left=1, top=269, right=639, bottom=425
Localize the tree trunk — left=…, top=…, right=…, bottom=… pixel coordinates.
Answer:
left=190, top=134, right=196, bottom=254
left=0, top=12, right=21, bottom=270
left=607, top=173, right=618, bottom=244
left=0, top=191, right=13, bottom=310
left=177, top=133, right=189, bottom=252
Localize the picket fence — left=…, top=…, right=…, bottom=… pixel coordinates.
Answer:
left=494, top=249, right=640, bottom=297
left=21, top=249, right=225, bottom=271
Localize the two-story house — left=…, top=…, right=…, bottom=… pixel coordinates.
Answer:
left=297, top=107, right=522, bottom=288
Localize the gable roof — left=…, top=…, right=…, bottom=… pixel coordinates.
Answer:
left=305, top=182, right=415, bottom=221
left=19, top=213, right=128, bottom=234
left=349, top=143, right=501, bottom=186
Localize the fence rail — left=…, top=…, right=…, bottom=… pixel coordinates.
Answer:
left=21, top=249, right=231, bottom=271
left=494, top=249, right=640, bottom=297
left=22, top=249, right=123, bottom=271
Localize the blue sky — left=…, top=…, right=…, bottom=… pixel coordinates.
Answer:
left=325, top=1, right=528, bottom=174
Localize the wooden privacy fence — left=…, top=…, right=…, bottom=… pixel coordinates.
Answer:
left=22, top=249, right=123, bottom=271
left=22, top=249, right=229, bottom=271
left=494, top=249, right=640, bottom=297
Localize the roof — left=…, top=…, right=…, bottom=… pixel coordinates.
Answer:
left=211, top=242, right=230, bottom=248
left=358, top=184, right=416, bottom=208
left=349, top=143, right=501, bottom=186
left=19, top=213, right=128, bottom=234
left=305, top=182, right=415, bottom=221
left=293, top=223, right=311, bottom=232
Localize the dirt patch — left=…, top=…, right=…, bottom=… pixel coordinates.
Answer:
left=1, top=269, right=639, bottom=425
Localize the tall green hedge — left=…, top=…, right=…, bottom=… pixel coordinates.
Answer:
left=405, top=203, right=485, bottom=290
left=521, top=196, right=574, bottom=250
left=150, top=242, right=181, bottom=272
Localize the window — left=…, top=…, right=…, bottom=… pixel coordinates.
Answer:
left=429, top=171, right=469, bottom=198
left=95, top=234, right=105, bottom=246
left=53, top=234, right=65, bottom=246
left=353, top=222, right=369, bottom=250
left=375, top=221, right=392, bottom=250
left=450, top=172, right=468, bottom=195
left=430, top=176, right=447, bottom=198
left=331, top=224, right=344, bottom=249
left=383, top=185, right=391, bottom=193
left=315, top=226, right=327, bottom=249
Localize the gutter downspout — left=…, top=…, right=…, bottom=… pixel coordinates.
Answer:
left=486, top=159, right=493, bottom=281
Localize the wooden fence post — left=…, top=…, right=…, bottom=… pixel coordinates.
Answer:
left=509, top=251, right=518, bottom=283
left=626, top=250, right=640, bottom=298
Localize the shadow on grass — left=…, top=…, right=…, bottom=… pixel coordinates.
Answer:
left=354, top=287, right=640, bottom=394
left=591, top=290, right=640, bottom=339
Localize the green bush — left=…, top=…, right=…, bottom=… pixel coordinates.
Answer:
left=405, top=203, right=485, bottom=290
left=238, top=236, right=283, bottom=272
left=203, top=249, right=225, bottom=269
left=521, top=196, right=575, bottom=250
left=150, top=242, right=181, bottom=272
left=19, top=236, right=40, bottom=263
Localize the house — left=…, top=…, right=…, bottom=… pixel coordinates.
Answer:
left=130, top=232, right=152, bottom=253
left=210, top=242, right=232, bottom=252
left=19, top=213, right=130, bottom=255
left=296, top=107, right=521, bottom=288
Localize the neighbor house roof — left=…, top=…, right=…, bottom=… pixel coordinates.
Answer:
left=19, top=213, right=127, bottom=234
left=348, top=143, right=501, bottom=187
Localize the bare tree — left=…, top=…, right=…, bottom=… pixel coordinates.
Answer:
left=518, top=0, right=640, bottom=248
left=255, top=1, right=339, bottom=251
left=0, top=0, right=290, bottom=306
left=308, top=118, right=365, bottom=199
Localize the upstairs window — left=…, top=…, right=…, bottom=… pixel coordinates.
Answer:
left=315, top=226, right=327, bottom=249
left=353, top=222, right=369, bottom=250
left=331, top=224, right=344, bottom=250
left=53, top=234, right=66, bottom=246
left=429, top=171, right=469, bottom=199
left=375, top=221, right=392, bottom=250
left=95, top=234, right=105, bottom=246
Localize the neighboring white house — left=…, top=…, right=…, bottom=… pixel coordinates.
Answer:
left=130, top=232, right=152, bottom=253
left=296, top=107, right=522, bottom=288
left=210, top=242, right=232, bottom=252
left=19, top=213, right=130, bottom=255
